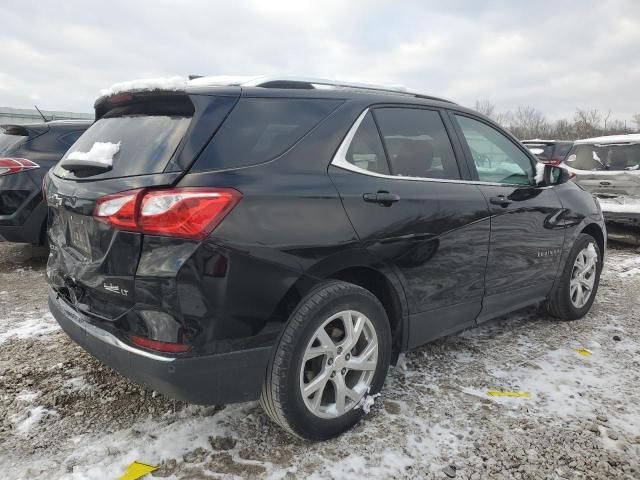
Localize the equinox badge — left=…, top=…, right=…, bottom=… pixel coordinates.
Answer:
left=103, top=282, right=129, bottom=296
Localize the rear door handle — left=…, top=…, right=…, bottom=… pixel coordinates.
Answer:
left=489, top=195, right=512, bottom=207
left=363, top=191, right=400, bottom=206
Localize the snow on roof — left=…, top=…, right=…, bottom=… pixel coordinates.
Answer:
left=98, top=76, right=188, bottom=98
left=97, top=75, right=426, bottom=101
left=575, top=134, right=640, bottom=145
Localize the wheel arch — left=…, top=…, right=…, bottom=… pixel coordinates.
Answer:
left=580, top=222, right=605, bottom=257
left=271, top=254, right=408, bottom=364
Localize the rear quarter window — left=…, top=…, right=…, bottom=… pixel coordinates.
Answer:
left=192, top=98, right=342, bottom=171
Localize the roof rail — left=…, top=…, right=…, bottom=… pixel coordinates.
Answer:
left=189, top=75, right=455, bottom=104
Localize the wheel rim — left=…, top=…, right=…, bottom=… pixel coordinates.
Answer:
left=299, top=310, right=378, bottom=419
left=570, top=243, right=598, bottom=309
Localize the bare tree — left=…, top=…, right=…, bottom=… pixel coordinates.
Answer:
left=632, top=114, right=640, bottom=132
left=474, top=100, right=496, bottom=119
left=574, top=109, right=602, bottom=138
left=508, top=106, right=550, bottom=139
left=553, top=119, right=574, bottom=140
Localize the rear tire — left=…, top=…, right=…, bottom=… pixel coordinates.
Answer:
left=545, top=233, right=602, bottom=320
left=260, top=280, right=391, bottom=440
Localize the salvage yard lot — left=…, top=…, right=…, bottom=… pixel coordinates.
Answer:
left=1, top=242, right=639, bottom=479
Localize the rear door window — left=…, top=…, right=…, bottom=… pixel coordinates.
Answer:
left=193, top=98, right=342, bottom=171
left=374, top=108, right=460, bottom=180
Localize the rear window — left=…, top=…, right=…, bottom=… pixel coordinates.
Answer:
left=554, top=143, right=573, bottom=159
left=54, top=98, right=192, bottom=179
left=566, top=143, right=640, bottom=171
left=0, top=130, right=27, bottom=155
left=193, top=98, right=342, bottom=171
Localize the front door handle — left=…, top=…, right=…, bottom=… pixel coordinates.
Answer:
left=363, top=191, right=400, bottom=206
left=489, top=195, right=512, bottom=207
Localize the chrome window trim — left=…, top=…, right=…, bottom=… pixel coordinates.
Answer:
left=330, top=108, right=546, bottom=189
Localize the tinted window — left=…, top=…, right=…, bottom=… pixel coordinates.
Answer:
left=345, top=112, right=389, bottom=174
left=374, top=108, right=460, bottom=180
left=0, top=131, right=26, bottom=155
left=565, top=143, right=640, bottom=171
left=194, top=98, right=341, bottom=171
left=55, top=114, right=191, bottom=179
left=554, top=143, right=573, bottom=158
left=58, top=130, right=86, bottom=148
left=455, top=115, right=533, bottom=185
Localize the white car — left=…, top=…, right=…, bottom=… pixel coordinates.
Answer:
left=563, top=134, right=640, bottom=232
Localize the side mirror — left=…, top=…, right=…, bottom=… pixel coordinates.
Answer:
left=543, top=164, right=572, bottom=186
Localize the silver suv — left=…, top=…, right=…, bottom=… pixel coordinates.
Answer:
left=564, top=134, right=640, bottom=231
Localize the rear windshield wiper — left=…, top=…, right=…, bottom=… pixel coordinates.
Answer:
left=59, top=159, right=112, bottom=176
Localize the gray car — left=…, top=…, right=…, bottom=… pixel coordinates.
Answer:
left=563, top=134, right=640, bottom=241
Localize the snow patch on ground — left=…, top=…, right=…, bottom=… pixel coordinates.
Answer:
left=98, top=76, right=187, bottom=98
left=11, top=406, right=57, bottom=434
left=0, top=312, right=59, bottom=344
left=67, top=141, right=120, bottom=167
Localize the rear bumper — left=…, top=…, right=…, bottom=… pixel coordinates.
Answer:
left=48, top=289, right=272, bottom=405
left=603, top=210, right=640, bottom=226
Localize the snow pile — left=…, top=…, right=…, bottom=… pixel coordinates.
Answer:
left=11, top=406, right=57, bottom=434
left=67, top=141, right=120, bottom=167
left=98, top=76, right=187, bottom=98
left=534, top=162, right=546, bottom=184
left=0, top=312, right=59, bottom=344
left=359, top=393, right=381, bottom=414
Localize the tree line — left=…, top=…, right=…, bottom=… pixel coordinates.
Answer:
left=474, top=100, right=640, bottom=141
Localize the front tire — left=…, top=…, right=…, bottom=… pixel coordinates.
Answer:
left=545, top=233, right=602, bottom=320
left=260, top=281, right=391, bottom=440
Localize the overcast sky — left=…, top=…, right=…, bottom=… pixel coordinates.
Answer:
left=1, top=0, right=638, bottom=122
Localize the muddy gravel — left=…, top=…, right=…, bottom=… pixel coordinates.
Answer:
left=1, top=241, right=639, bottom=479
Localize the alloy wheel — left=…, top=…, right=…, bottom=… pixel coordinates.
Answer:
left=299, top=310, right=378, bottom=418
left=570, top=244, right=598, bottom=308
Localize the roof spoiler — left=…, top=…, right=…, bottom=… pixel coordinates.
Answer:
left=0, top=123, right=49, bottom=138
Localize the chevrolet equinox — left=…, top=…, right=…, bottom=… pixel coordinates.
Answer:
left=45, top=76, right=606, bottom=440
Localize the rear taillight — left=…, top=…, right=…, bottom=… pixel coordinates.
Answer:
left=542, top=158, right=562, bottom=166
left=0, top=158, right=39, bottom=176
left=129, top=335, right=191, bottom=353
left=94, top=187, right=242, bottom=240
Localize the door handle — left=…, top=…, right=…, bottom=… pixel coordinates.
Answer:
left=489, top=195, right=512, bottom=207
left=363, top=191, right=400, bottom=206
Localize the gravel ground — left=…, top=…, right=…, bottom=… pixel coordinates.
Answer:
left=1, top=241, right=639, bottom=480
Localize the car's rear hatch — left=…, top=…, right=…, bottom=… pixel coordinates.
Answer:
left=46, top=89, right=239, bottom=321
left=565, top=142, right=640, bottom=197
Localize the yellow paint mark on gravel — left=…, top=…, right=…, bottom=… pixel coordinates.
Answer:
left=573, top=348, right=593, bottom=357
left=487, top=391, right=530, bottom=397
left=118, top=461, right=158, bottom=480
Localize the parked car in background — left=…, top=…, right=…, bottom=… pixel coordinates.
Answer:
left=0, top=120, right=91, bottom=244
left=563, top=134, right=640, bottom=239
left=522, top=139, right=574, bottom=165
left=46, top=76, right=605, bottom=440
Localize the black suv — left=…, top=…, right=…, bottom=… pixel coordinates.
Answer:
left=0, top=120, right=91, bottom=244
left=522, top=139, right=574, bottom=166
left=46, top=77, right=606, bottom=440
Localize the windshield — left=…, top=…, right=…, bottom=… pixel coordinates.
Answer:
left=55, top=112, right=191, bottom=179
left=0, top=131, right=26, bottom=155
left=565, top=143, right=640, bottom=171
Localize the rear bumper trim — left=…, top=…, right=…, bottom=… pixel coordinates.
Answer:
left=48, top=288, right=272, bottom=404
